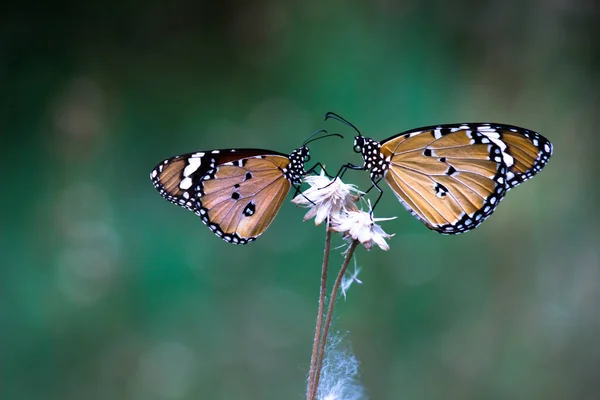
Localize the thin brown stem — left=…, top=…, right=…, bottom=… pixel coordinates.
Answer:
left=307, top=228, right=332, bottom=400
left=309, top=240, right=359, bottom=400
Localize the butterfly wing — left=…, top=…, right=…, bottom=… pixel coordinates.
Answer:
left=380, top=123, right=551, bottom=234
left=150, top=149, right=292, bottom=244
left=476, top=124, right=553, bottom=189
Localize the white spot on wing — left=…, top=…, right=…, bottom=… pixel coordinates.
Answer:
left=481, top=129, right=500, bottom=139
left=480, top=130, right=513, bottom=167
left=180, top=177, right=192, bottom=190
left=183, top=158, right=201, bottom=177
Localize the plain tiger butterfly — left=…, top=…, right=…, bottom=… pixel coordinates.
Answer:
left=150, top=130, right=341, bottom=244
left=326, top=112, right=553, bottom=234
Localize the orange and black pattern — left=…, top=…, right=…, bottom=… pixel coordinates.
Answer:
left=342, top=118, right=553, bottom=234
left=150, top=146, right=309, bottom=244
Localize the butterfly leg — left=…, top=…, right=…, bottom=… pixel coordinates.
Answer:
left=292, top=184, right=317, bottom=205
left=306, top=162, right=333, bottom=178
left=318, top=163, right=365, bottom=191
left=368, top=177, right=384, bottom=217
left=336, top=163, right=365, bottom=180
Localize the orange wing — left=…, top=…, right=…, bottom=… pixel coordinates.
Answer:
left=150, top=149, right=291, bottom=244
left=199, top=156, right=291, bottom=243
left=380, top=123, right=551, bottom=234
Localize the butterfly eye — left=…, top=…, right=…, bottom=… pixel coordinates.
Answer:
left=353, top=144, right=361, bottom=153
left=304, top=154, right=310, bottom=162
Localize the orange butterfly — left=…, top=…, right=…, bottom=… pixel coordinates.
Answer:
left=150, top=131, right=340, bottom=244
left=326, top=112, right=553, bottom=234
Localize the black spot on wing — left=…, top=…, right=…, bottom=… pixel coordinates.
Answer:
left=243, top=202, right=256, bottom=217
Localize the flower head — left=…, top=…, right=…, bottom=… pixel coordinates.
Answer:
left=292, top=170, right=362, bottom=225
left=330, top=204, right=395, bottom=251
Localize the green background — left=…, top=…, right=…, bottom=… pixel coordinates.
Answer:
left=3, top=1, right=598, bottom=399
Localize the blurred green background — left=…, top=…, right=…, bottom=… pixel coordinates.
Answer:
left=2, top=1, right=598, bottom=399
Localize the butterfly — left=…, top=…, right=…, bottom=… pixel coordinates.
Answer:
left=325, top=112, right=553, bottom=234
left=150, top=131, right=341, bottom=244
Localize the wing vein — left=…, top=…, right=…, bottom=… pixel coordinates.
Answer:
left=389, top=169, right=451, bottom=224
left=392, top=161, right=496, bottom=179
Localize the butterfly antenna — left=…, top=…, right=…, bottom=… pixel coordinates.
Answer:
left=303, top=129, right=328, bottom=146
left=324, top=112, right=362, bottom=137
left=304, top=132, right=344, bottom=147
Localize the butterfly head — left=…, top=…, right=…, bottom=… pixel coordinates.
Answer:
left=354, top=135, right=388, bottom=178
left=324, top=112, right=388, bottom=177
left=286, top=145, right=310, bottom=185
left=353, top=135, right=366, bottom=153
left=287, top=129, right=344, bottom=185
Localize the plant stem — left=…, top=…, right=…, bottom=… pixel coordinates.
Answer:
left=307, top=228, right=332, bottom=400
left=308, top=240, right=359, bottom=400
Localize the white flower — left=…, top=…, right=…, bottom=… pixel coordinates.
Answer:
left=292, top=170, right=362, bottom=225
left=330, top=207, right=395, bottom=251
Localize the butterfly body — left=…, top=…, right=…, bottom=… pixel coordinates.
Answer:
left=150, top=146, right=310, bottom=244
left=327, top=112, right=553, bottom=235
